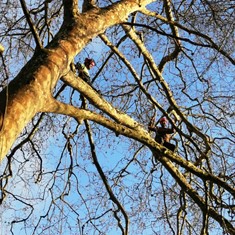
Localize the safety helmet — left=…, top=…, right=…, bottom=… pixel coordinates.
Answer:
left=84, top=58, right=95, bottom=67
left=160, top=117, right=168, bottom=124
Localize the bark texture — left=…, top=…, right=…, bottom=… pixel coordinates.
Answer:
left=0, top=0, right=154, bottom=160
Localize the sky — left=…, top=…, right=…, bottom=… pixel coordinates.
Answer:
left=0, top=0, right=235, bottom=234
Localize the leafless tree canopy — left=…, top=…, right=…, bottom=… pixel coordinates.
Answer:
left=0, top=0, right=234, bottom=234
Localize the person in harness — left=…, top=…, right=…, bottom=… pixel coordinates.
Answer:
left=75, top=58, right=95, bottom=85
left=148, top=116, right=176, bottom=152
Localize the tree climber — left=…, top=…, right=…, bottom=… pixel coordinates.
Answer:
left=75, top=58, right=95, bottom=85
left=148, top=116, right=176, bottom=152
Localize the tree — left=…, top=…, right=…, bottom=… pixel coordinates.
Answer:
left=0, top=0, right=234, bottom=234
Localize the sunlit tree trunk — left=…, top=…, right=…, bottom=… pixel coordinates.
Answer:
left=1, top=0, right=234, bottom=234
left=0, top=0, right=154, bottom=160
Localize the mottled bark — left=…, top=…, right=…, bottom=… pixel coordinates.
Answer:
left=0, top=0, right=154, bottom=160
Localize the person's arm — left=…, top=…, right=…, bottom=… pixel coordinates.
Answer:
left=148, top=126, right=156, bottom=131
left=148, top=124, right=157, bottom=132
left=148, top=114, right=157, bottom=131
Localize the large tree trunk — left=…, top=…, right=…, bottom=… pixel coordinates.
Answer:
left=0, top=0, right=154, bottom=161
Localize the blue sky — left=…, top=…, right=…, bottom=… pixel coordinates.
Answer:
left=0, top=1, right=235, bottom=234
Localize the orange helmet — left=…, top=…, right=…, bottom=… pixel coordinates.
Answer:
left=160, top=117, right=168, bottom=124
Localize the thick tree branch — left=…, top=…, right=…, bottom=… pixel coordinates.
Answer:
left=46, top=96, right=235, bottom=233
left=47, top=96, right=235, bottom=199
left=122, top=24, right=211, bottom=158
left=60, top=71, right=140, bottom=129
left=159, top=154, right=235, bottom=235
left=100, top=30, right=209, bottom=164
left=0, top=0, right=154, bottom=160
